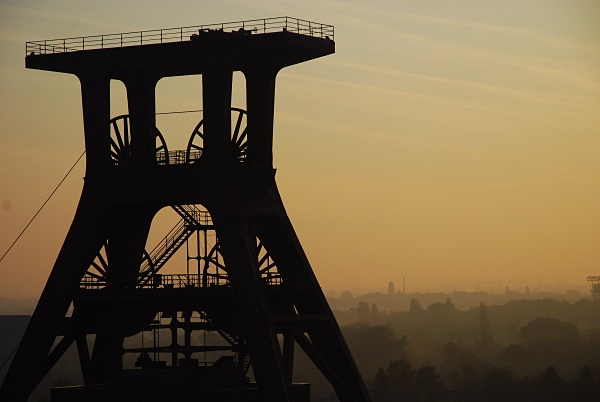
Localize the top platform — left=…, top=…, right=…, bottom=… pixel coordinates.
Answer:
left=25, top=17, right=334, bottom=78
left=26, top=17, right=333, bottom=55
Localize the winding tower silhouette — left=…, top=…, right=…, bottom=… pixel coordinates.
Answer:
left=0, top=18, right=371, bottom=402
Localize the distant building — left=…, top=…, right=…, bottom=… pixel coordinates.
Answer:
left=387, top=281, right=395, bottom=296
left=587, top=276, right=600, bottom=299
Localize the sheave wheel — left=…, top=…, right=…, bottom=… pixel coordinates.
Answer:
left=110, top=115, right=169, bottom=166
left=186, top=107, right=248, bottom=163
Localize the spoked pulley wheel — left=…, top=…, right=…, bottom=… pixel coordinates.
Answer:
left=109, top=115, right=169, bottom=166
left=81, top=240, right=154, bottom=289
left=186, top=107, right=248, bottom=163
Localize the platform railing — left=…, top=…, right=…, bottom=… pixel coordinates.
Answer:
left=80, top=271, right=282, bottom=289
left=26, top=16, right=334, bottom=55
left=156, top=150, right=201, bottom=165
left=160, top=274, right=200, bottom=288
left=79, top=274, right=105, bottom=289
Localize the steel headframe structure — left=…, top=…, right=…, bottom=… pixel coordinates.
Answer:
left=0, top=17, right=371, bottom=402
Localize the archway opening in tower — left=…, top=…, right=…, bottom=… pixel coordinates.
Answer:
left=116, top=204, right=249, bottom=383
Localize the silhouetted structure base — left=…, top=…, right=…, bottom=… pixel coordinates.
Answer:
left=51, top=380, right=310, bottom=402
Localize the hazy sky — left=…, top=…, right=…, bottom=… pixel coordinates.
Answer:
left=1, top=1, right=599, bottom=298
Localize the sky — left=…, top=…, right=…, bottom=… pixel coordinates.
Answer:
left=0, top=0, right=599, bottom=298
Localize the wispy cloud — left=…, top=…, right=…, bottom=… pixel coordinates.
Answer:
left=323, top=59, right=597, bottom=113
left=365, top=30, right=600, bottom=90
left=313, top=0, right=600, bottom=54
left=283, top=72, right=530, bottom=119
left=0, top=4, right=130, bottom=40
left=283, top=65, right=597, bottom=121
left=265, top=0, right=600, bottom=115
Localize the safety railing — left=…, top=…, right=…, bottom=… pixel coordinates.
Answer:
left=80, top=271, right=282, bottom=289
left=26, top=17, right=334, bottom=56
left=145, top=274, right=229, bottom=288
left=80, top=274, right=105, bottom=289
left=262, top=271, right=283, bottom=286
left=173, top=204, right=213, bottom=227
left=79, top=273, right=225, bottom=289
left=160, top=274, right=200, bottom=288
left=156, top=150, right=201, bottom=165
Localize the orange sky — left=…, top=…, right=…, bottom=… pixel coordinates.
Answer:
left=1, top=1, right=599, bottom=298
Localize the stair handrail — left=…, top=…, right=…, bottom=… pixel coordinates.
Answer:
left=139, top=219, right=187, bottom=277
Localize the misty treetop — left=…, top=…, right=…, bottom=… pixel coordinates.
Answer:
left=334, top=296, right=600, bottom=402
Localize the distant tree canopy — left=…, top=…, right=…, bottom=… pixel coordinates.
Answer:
left=370, top=359, right=446, bottom=402
left=520, top=317, right=581, bottom=343
left=334, top=297, right=600, bottom=402
left=342, top=324, right=409, bottom=380
left=371, top=360, right=600, bottom=402
left=410, top=298, right=422, bottom=313
left=340, top=290, right=354, bottom=300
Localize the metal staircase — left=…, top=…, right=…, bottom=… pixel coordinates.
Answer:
left=137, top=205, right=212, bottom=286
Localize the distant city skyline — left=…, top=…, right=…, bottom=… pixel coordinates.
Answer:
left=324, top=278, right=591, bottom=298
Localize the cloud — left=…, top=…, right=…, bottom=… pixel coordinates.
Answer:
left=283, top=66, right=596, bottom=121
left=363, top=30, right=600, bottom=90
left=0, top=3, right=131, bottom=41
left=317, top=0, right=600, bottom=54
left=325, top=59, right=596, bottom=113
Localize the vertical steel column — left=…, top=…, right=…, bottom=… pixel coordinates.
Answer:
left=123, top=76, right=158, bottom=167
left=212, top=220, right=292, bottom=401
left=80, top=75, right=112, bottom=172
left=201, top=68, right=292, bottom=400
left=170, top=314, right=179, bottom=367
left=88, top=76, right=159, bottom=380
left=244, top=68, right=278, bottom=168
left=201, top=71, right=232, bottom=160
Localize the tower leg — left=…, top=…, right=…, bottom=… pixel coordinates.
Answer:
left=245, top=69, right=277, bottom=168
left=0, top=190, right=107, bottom=401
left=123, top=75, right=158, bottom=166
left=253, top=184, right=372, bottom=402
left=214, top=216, right=293, bottom=401
left=89, top=206, right=154, bottom=381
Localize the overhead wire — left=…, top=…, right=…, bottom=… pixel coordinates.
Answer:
left=155, top=108, right=203, bottom=115
left=0, top=151, right=86, bottom=264
left=0, top=342, right=20, bottom=372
